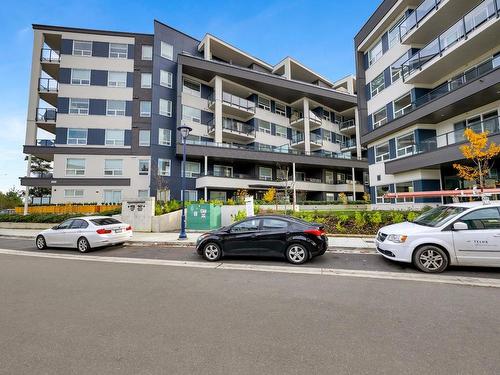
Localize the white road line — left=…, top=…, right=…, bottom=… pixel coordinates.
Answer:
left=0, top=248, right=499, bottom=288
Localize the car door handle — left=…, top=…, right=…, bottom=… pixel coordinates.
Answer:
left=250, top=234, right=257, bottom=238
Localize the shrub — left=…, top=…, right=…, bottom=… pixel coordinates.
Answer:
left=232, top=210, right=247, bottom=222
left=391, top=211, right=405, bottom=223
left=354, top=211, right=366, bottom=228
left=226, top=198, right=235, bottom=205
left=335, top=214, right=349, bottom=233
left=407, top=211, right=419, bottom=222
left=363, top=192, right=371, bottom=204
left=338, top=193, right=348, bottom=205
left=368, top=211, right=383, bottom=226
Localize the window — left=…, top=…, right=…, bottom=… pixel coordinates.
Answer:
left=138, top=190, right=149, bottom=199
left=140, top=101, right=151, bottom=117
left=67, top=128, right=87, bottom=145
left=105, top=129, right=125, bottom=146
left=108, top=71, right=127, bottom=87
left=396, top=133, right=415, bottom=157
left=73, top=40, right=92, bottom=56
left=326, top=193, right=335, bottom=202
left=275, top=102, right=286, bottom=116
left=261, top=218, right=288, bottom=230
left=388, top=17, right=404, bottom=49
left=393, top=93, right=412, bottom=118
left=109, top=43, right=128, bottom=58
left=90, top=217, right=122, bottom=226
left=161, top=70, right=173, bottom=88
left=160, top=41, right=173, bottom=60
left=276, top=168, right=288, bottom=181
left=323, top=110, right=331, bottom=121
left=459, top=208, right=500, bottom=230
left=337, top=172, right=346, bottom=184
left=104, top=159, right=123, bottom=176
left=64, top=189, right=84, bottom=198
left=231, top=219, right=260, bottom=232
left=181, top=190, right=198, bottom=202
left=158, top=159, right=171, bottom=176
left=259, top=166, right=273, bottom=181
left=139, top=130, right=150, bottom=147
left=159, top=99, right=172, bottom=117
left=182, top=106, right=201, bottom=123
left=210, top=191, right=226, bottom=201
left=391, top=53, right=407, bottom=83
left=376, top=185, right=391, bottom=204
left=71, top=69, right=90, bottom=85
left=375, top=143, right=390, bottom=162
left=141, top=45, right=152, bottom=60
left=182, top=78, right=200, bottom=96
left=106, top=100, right=126, bottom=116
left=57, top=220, right=74, bottom=230
left=157, top=189, right=170, bottom=202
left=325, top=170, right=334, bottom=184
left=70, top=219, right=89, bottom=229
left=367, top=40, right=383, bottom=66
left=323, top=131, right=332, bottom=143
left=275, top=124, right=287, bottom=138
left=258, top=96, right=271, bottom=111
left=104, top=190, right=122, bottom=203
left=395, top=181, right=414, bottom=203
left=66, top=158, right=85, bottom=175
left=140, top=73, right=152, bottom=89
left=69, top=98, right=89, bottom=115
left=159, top=128, right=171, bottom=146
left=214, top=165, right=233, bottom=177
left=370, top=72, right=385, bottom=97
left=258, top=120, right=271, bottom=134
left=372, top=107, right=387, bottom=128
left=139, top=159, right=149, bottom=175
left=183, top=161, right=201, bottom=178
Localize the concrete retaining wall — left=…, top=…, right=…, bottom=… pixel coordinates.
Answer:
left=220, top=205, right=246, bottom=226
left=151, top=210, right=182, bottom=232
left=0, top=222, right=54, bottom=229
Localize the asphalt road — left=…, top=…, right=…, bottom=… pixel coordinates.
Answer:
left=0, top=252, right=499, bottom=375
left=1, top=238, right=499, bottom=279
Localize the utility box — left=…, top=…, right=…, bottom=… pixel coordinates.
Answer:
left=187, top=204, right=221, bottom=230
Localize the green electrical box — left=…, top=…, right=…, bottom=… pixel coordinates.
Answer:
left=187, top=204, right=221, bottom=230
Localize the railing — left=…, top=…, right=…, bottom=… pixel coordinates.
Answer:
left=401, top=0, right=499, bottom=80
left=36, top=139, right=55, bottom=147
left=310, top=132, right=323, bottom=145
left=205, top=170, right=358, bottom=185
left=291, top=133, right=323, bottom=145
left=40, top=48, right=60, bottom=63
left=207, top=118, right=255, bottom=136
left=38, top=78, right=58, bottom=92
left=339, top=119, right=356, bottom=130
left=290, top=111, right=322, bottom=125
left=208, top=92, right=256, bottom=113
left=393, top=103, right=413, bottom=118
left=341, top=139, right=357, bottom=149
left=36, top=107, right=57, bottom=122
left=399, top=0, right=442, bottom=40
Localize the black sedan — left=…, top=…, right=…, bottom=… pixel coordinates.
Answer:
left=196, top=215, right=328, bottom=264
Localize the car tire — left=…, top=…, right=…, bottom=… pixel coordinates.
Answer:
left=285, top=243, right=309, bottom=265
left=202, top=242, right=222, bottom=262
left=36, top=235, right=47, bottom=250
left=413, top=245, right=448, bottom=273
left=77, top=237, right=91, bottom=253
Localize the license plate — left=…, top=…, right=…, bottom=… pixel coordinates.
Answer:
left=115, top=229, right=122, bottom=233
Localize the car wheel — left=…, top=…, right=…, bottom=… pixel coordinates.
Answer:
left=413, top=245, right=448, bottom=273
left=286, top=244, right=308, bottom=265
left=203, top=242, right=222, bottom=262
left=36, top=235, right=47, bottom=250
left=77, top=237, right=91, bottom=253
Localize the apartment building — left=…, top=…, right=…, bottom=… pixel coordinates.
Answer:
left=355, top=0, right=500, bottom=205
left=22, top=20, right=367, bottom=204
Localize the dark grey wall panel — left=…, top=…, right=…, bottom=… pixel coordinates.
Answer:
left=87, top=129, right=105, bottom=145
left=124, top=130, right=132, bottom=145
left=125, top=101, right=133, bottom=117
left=92, top=41, right=109, bottom=57
left=90, top=70, right=108, bottom=86
left=127, top=72, right=134, bottom=87
left=60, top=39, right=73, bottom=55
left=59, top=68, right=71, bottom=84
left=57, top=97, right=69, bottom=114
left=55, top=127, right=67, bottom=144
left=127, top=44, right=134, bottom=59
left=89, top=99, right=106, bottom=115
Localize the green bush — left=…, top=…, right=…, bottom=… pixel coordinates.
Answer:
left=232, top=210, right=247, bottom=222
left=407, top=211, right=419, bottom=222
left=391, top=211, right=405, bottom=223
left=368, top=211, right=383, bottom=226
left=335, top=214, right=349, bottom=233
left=354, top=211, right=366, bottom=228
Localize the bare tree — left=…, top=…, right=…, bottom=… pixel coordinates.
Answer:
left=276, top=163, right=295, bottom=212
left=150, top=162, right=170, bottom=202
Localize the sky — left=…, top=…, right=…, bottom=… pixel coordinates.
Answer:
left=0, top=0, right=380, bottom=192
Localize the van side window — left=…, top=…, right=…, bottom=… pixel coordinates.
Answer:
left=459, top=208, right=500, bottom=230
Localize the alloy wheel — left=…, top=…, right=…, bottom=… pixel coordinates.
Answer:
left=287, top=245, right=307, bottom=264
left=418, top=249, right=444, bottom=271
left=204, top=243, right=220, bottom=261
left=36, top=236, right=46, bottom=250
left=78, top=238, right=89, bottom=253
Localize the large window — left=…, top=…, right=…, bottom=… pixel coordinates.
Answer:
left=275, top=102, right=286, bottom=116
left=69, top=98, right=89, bottom=115
left=275, top=124, right=287, bottom=138
left=105, top=129, right=125, bottom=146
left=367, top=40, right=383, bottom=66
left=109, top=43, right=128, bottom=58
left=141, top=45, right=152, bottom=60
left=182, top=106, right=201, bottom=123
left=183, top=161, right=201, bottom=178
left=64, top=189, right=84, bottom=198
left=258, top=120, right=271, bottom=134
left=395, top=181, right=414, bottom=203
left=66, top=158, right=85, bottom=175
left=161, top=70, right=173, bottom=88
left=393, top=93, right=412, bottom=118
left=391, top=53, right=407, bottom=83
left=259, top=166, right=273, bottom=181
left=108, top=72, right=127, bottom=87
left=67, top=128, right=87, bottom=145
left=160, top=41, right=173, bottom=60
left=141, top=73, right=152, bottom=88
left=325, top=170, right=334, bottom=184
left=159, top=128, right=171, bottom=146
left=375, top=142, right=390, bottom=162
left=158, top=159, right=171, bottom=176
left=71, top=69, right=90, bottom=85
left=104, top=190, right=122, bottom=203
left=72, top=40, right=92, bottom=56
left=159, top=99, right=172, bottom=117
left=370, top=72, right=385, bottom=97
left=104, top=159, right=123, bottom=176
left=181, top=190, right=198, bottom=202
left=140, top=101, right=151, bottom=117
left=214, top=165, right=233, bottom=177
left=182, top=78, right=201, bottom=97
left=106, top=100, right=126, bottom=116
left=139, top=159, right=149, bottom=175
left=372, top=107, right=387, bottom=129
left=210, top=191, right=227, bottom=201
left=139, top=130, right=150, bottom=147
left=258, top=96, right=271, bottom=111
left=323, top=110, right=331, bottom=122
left=396, top=132, right=415, bottom=157
left=376, top=185, right=391, bottom=204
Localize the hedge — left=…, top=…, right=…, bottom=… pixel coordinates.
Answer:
left=0, top=208, right=121, bottom=223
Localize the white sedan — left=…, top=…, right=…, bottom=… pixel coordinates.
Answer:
left=376, top=201, right=500, bottom=273
left=36, top=216, right=133, bottom=252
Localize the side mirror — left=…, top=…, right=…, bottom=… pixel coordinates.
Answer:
left=453, top=222, right=468, bottom=231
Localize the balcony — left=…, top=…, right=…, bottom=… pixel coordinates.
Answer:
left=339, top=119, right=356, bottom=135
left=340, top=138, right=357, bottom=152
left=289, top=111, right=322, bottom=131
left=401, top=0, right=500, bottom=84
left=35, top=107, right=57, bottom=133
left=208, top=92, right=256, bottom=119
left=40, top=48, right=60, bottom=78
left=290, top=132, right=323, bottom=151
left=207, top=118, right=255, bottom=142
left=38, top=78, right=58, bottom=107
left=23, top=139, right=56, bottom=161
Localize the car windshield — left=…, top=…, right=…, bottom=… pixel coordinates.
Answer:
left=90, top=218, right=122, bottom=226
left=412, top=206, right=467, bottom=227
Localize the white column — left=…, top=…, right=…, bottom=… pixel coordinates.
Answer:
left=204, top=155, right=208, bottom=175
left=284, top=59, right=292, bottom=80
left=214, top=76, right=223, bottom=143
left=303, top=99, right=311, bottom=154
left=292, top=162, right=297, bottom=211
left=355, top=108, right=362, bottom=160
left=352, top=167, right=356, bottom=200
left=204, top=37, right=212, bottom=60
left=204, top=187, right=208, bottom=201
left=23, top=155, right=32, bottom=215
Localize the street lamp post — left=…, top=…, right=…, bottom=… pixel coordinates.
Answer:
left=177, top=125, right=192, bottom=240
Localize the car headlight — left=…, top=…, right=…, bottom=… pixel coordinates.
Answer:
left=386, top=234, right=408, bottom=243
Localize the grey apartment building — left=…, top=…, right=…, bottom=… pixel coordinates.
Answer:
left=356, top=0, right=500, bottom=205
left=22, top=20, right=367, bottom=204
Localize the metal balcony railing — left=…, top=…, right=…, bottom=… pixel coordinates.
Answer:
left=290, top=111, right=322, bottom=125
left=208, top=92, right=256, bottom=113
left=38, top=78, right=58, bottom=92
left=341, top=139, right=357, bottom=149
left=36, top=139, right=55, bottom=147
left=399, top=0, right=442, bottom=40
left=36, top=107, right=57, bottom=122
left=291, top=133, right=323, bottom=145
left=207, top=118, right=255, bottom=136
left=40, top=48, right=60, bottom=63
left=339, top=119, right=356, bottom=130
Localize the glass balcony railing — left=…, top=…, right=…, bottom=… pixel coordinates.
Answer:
left=401, top=0, right=499, bottom=80
left=36, top=139, right=55, bottom=147
left=40, top=48, right=60, bottom=63
left=208, top=92, right=256, bottom=113
left=38, top=78, right=58, bottom=92
left=36, top=107, right=57, bottom=122
left=341, top=139, right=357, bottom=149
left=291, top=133, right=323, bottom=145
left=399, top=0, right=442, bottom=40
left=207, top=118, right=255, bottom=136
left=339, top=119, right=356, bottom=130
left=290, top=111, right=322, bottom=125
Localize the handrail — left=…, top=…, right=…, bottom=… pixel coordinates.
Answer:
left=40, top=48, right=61, bottom=63
left=341, top=139, right=357, bottom=149
left=36, top=139, right=55, bottom=147
left=399, top=0, right=442, bottom=40
left=290, top=111, right=323, bottom=124
left=207, top=118, right=255, bottom=135
left=208, top=92, right=256, bottom=112
left=339, top=119, right=356, bottom=130
left=38, top=77, right=58, bottom=92
left=36, top=107, right=57, bottom=122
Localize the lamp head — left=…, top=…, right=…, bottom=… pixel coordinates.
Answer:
left=177, top=125, right=192, bottom=139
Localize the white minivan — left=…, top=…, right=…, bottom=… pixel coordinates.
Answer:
left=376, top=202, right=500, bottom=273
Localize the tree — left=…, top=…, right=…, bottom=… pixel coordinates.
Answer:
left=276, top=164, right=295, bottom=212
left=263, top=187, right=276, bottom=205
left=453, top=128, right=500, bottom=192
left=0, top=187, right=23, bottom=209
left=25, top=156, right=52, bottom=197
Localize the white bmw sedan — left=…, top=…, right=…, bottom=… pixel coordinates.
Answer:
left=36, top=216, right=133, bottom=252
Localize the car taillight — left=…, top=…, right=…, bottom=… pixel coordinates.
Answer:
left=304, top=228, right=325, bottom=236
left=125, top=225, right=132, bottom=231
left=96, top=228, right=112, bottom=234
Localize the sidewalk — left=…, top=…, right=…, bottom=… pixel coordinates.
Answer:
left=0, top=229, right=376, bottom=249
